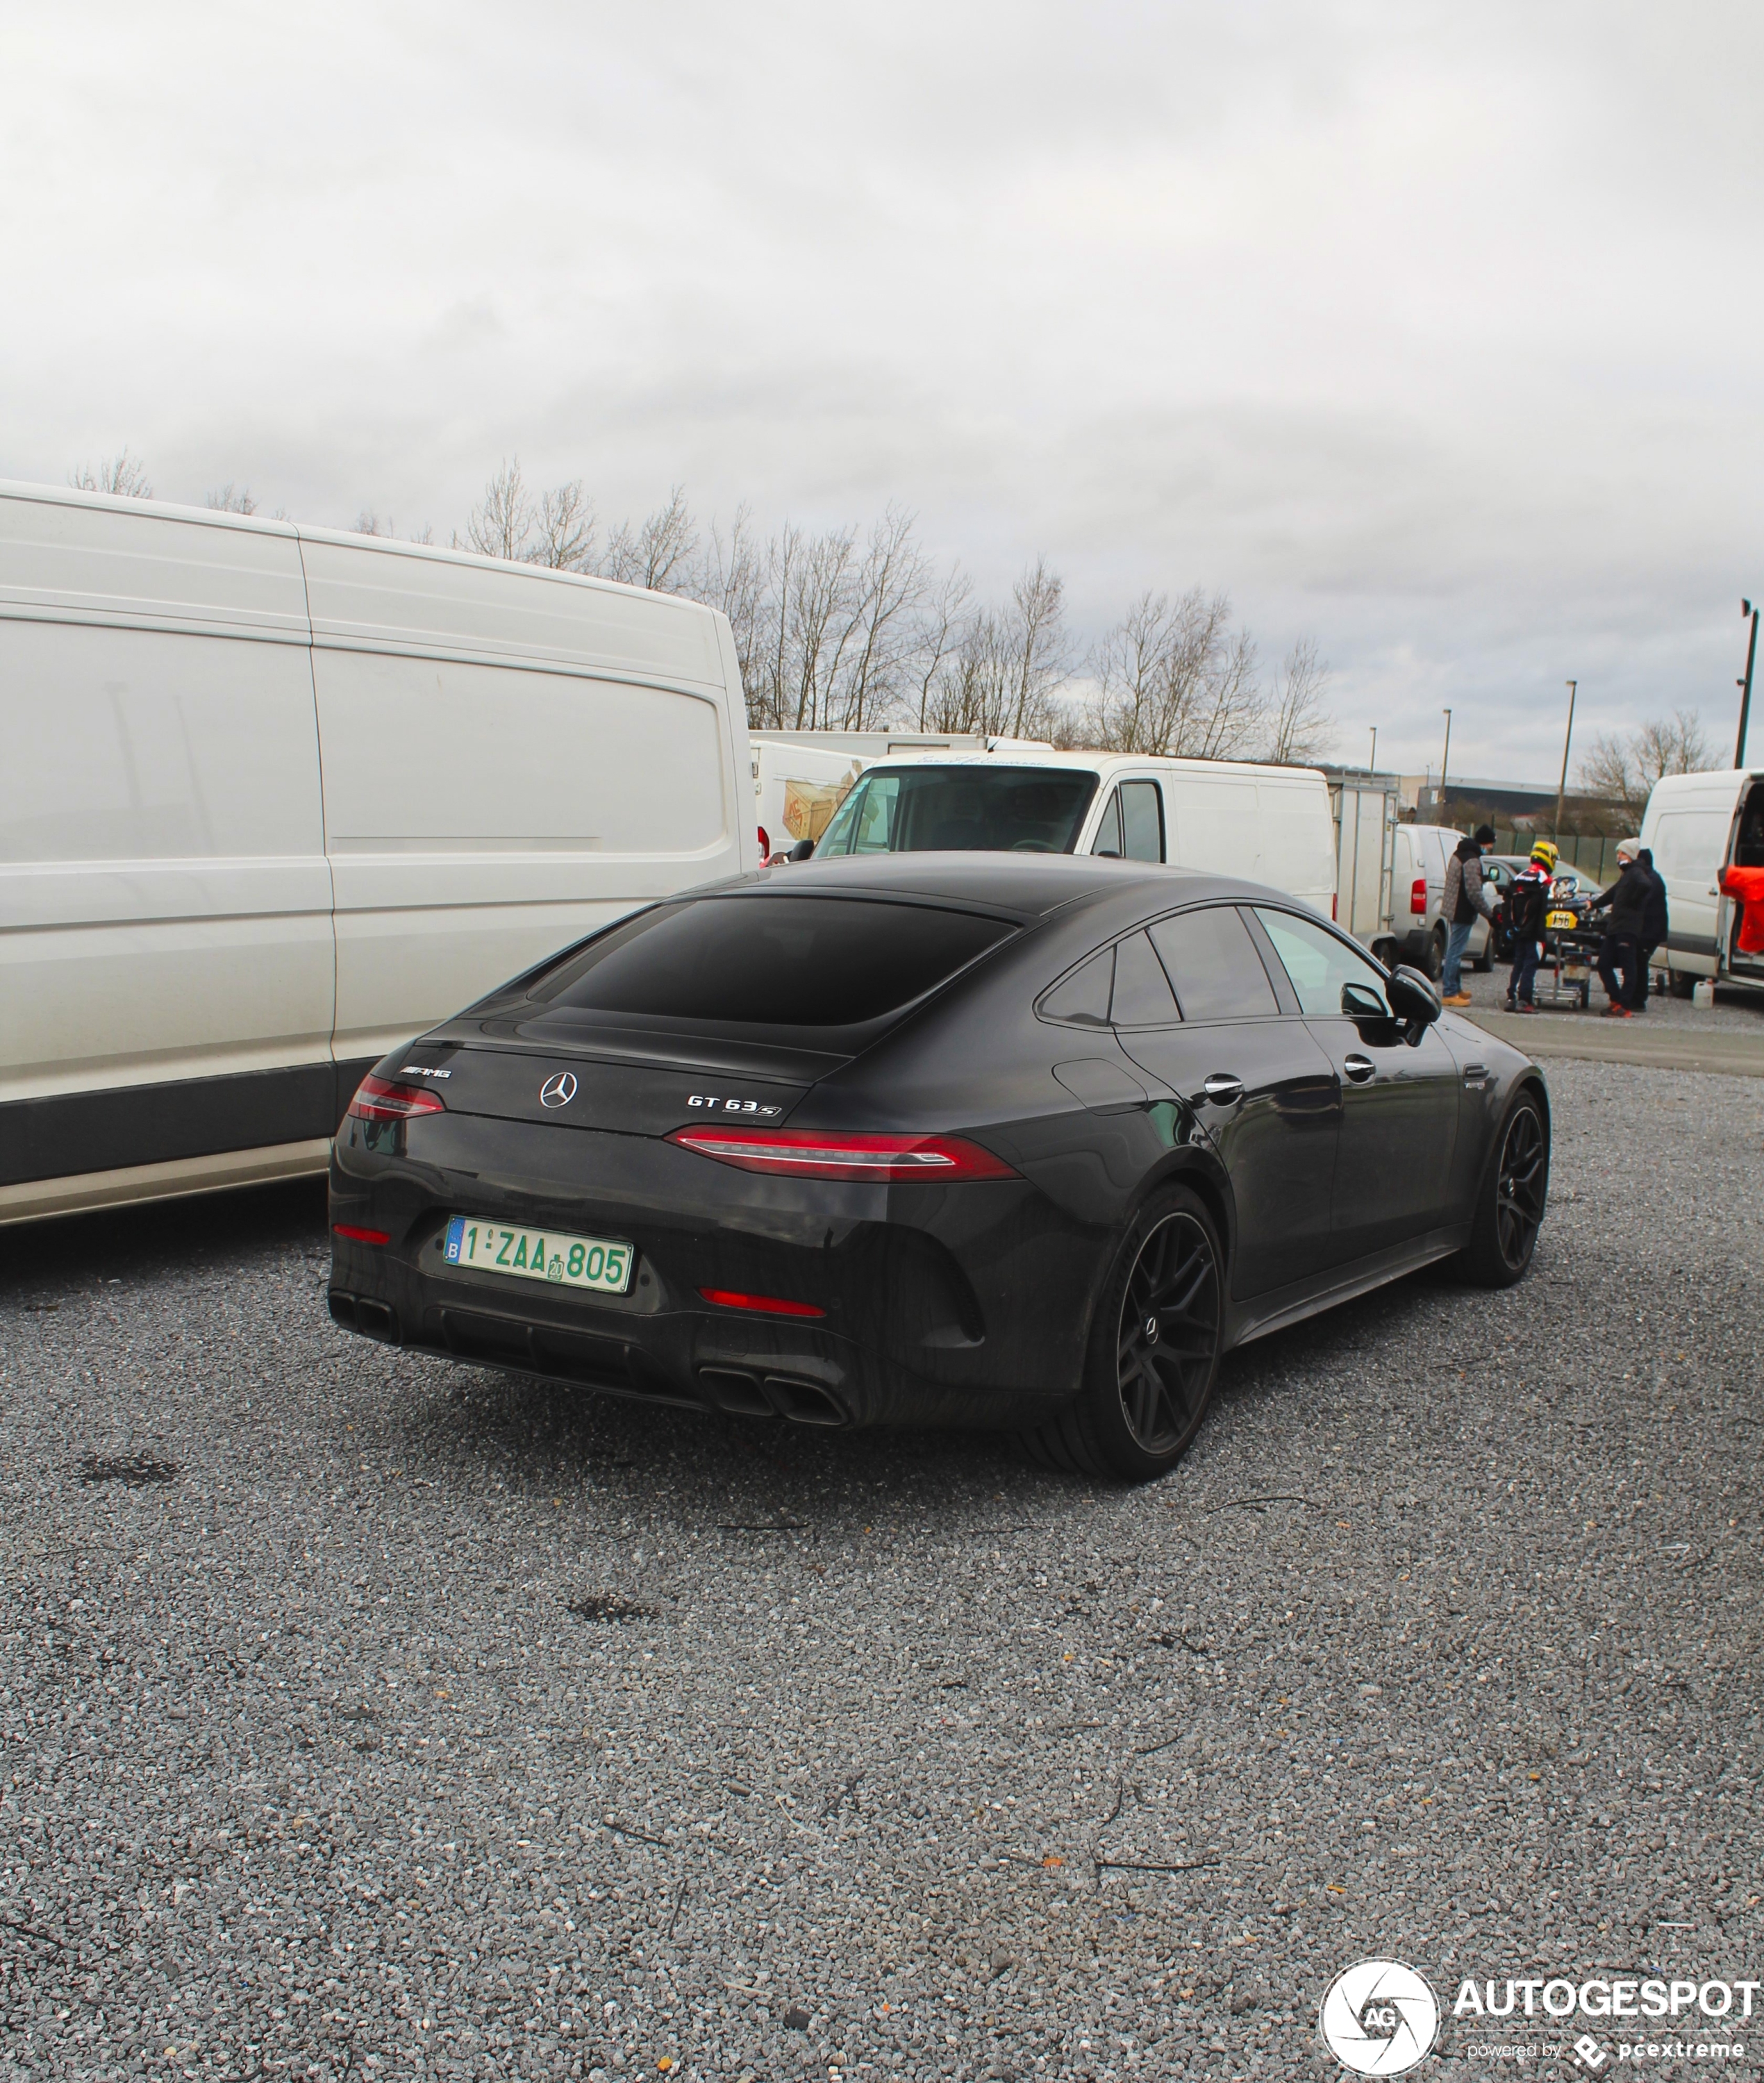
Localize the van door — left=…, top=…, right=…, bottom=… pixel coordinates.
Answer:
left=1652, top=799, right=1736, bottom=975
left=0, top=495, right=335, bottom=1197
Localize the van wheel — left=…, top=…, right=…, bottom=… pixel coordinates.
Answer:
left=1472, top=938, right=1494, bottom=973
left=1457, top=1092, right=1549, bottom=1288
left=1669, top=970, right=1695, bottom=1000
left=1424, top=926, right=1446, bottom=981
left=1020, top=1186, right=1223, bottom=1483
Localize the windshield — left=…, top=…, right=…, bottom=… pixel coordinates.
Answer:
left=815, top=765, right=1099, bottom=856
left=531, top=896, right=1013, bottom=1027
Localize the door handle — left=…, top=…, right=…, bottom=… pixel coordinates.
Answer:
left=1200, top=1073, right=1244, bottom=1106
left=1343, top=1053, right=1376, bottom=1084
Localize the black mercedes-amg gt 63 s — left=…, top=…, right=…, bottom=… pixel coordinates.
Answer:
left=328, top=854, right=1549, bottom=1481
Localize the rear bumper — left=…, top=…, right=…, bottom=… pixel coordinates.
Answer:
left=326, top=1111, right=1099, bottom=1431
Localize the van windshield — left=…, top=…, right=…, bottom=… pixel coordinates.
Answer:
left=530, top=896, right=1013, bottom=1027
left=815, top=765, right=1098, bottom=856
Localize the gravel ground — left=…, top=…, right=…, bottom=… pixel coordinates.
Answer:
left=2, top=1058, right=1760, bottom=2082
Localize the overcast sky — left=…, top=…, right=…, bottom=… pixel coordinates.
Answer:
left=3, top=2, right=1760, bottom=777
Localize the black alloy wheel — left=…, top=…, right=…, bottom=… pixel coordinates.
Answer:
left=1115, top=1212, right=1220, bottom=1455
left=1458, top=1091, right=1549, bottom=1288
left=1022, top=1185, right=1224, bottom=1482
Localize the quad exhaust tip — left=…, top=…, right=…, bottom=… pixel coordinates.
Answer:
left=699, top=1366, right=848, bottom=1428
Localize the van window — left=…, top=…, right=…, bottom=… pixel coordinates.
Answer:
left=1120, top=781, right=1164, bottom=862
left=817, top=765, right=1097, bottom=856
left=1254, top=907, right=1390, bottom=1018
left=1651, top=808, right=1731, bottom=881
left=533, top=896, right=1013, bottom=1027
left=1146, top=907, right=1277, bottom=1021
left=1090, top=790, right=1123, bottom=857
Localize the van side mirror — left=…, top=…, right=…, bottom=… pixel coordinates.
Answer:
left=1340, top=981, right=1389, bottom=1021
left=787, top=838, right=815, bottom=862
left=1384, top=963, right=1442, bottom=1045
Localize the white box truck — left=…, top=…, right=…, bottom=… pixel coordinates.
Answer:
left=0, top=481, right=756, bottom=1223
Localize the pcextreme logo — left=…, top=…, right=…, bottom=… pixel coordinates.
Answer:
left=1318, top=1960, right=1442, bottom=2075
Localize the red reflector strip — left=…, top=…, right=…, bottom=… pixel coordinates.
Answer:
left=333, top=1225, right=390, bottom=1245
left=346, top=1075, right=445, bottom=1122
left=699, top=1288, right=826, bottom=1318
left=668, top=1127, right=1017, bottom=1182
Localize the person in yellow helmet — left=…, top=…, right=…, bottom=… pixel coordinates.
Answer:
left=1503, top=838, right=1558, bottom=1013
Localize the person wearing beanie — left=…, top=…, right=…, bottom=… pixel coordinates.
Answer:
left=1588, top=838, right=1648, bottom=1018
left=1631, top=845, right=1669, bottom=1012
left=1504, top=838, right=1558, bottom=1013
left=1439, top=822, right=1498, bottom=1006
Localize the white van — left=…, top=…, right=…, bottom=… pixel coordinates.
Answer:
left=0, top=481, right=755, bottom=1223
left=751, top=738, right=867, bottom=861
left=1640, top=768, right=1764, bottom=995
left=810, top=749, right=1338, bottom=912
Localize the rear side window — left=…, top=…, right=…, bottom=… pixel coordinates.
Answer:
left=534, top=897, right=1012, bottom=1027
left=1039, top=946, right=1115, bottom=1025
left=1147, top=907, right=1278, bottom=1022
left=1110, top=931, right=1180, bottom=1026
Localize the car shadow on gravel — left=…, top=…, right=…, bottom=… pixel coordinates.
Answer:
left=0, top=1177, right=328, bottom=1300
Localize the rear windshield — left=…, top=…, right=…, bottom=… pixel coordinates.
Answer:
left=815, top=765, right=1097, bottom=856
left=531, top=897, right=1013, bottom=1028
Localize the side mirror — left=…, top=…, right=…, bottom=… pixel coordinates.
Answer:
left=1340, top=981, right=1389, bottom=1021
left=787, top=838, right=815, bottom=862
left=1384, top=963, right=1442, bottom=1045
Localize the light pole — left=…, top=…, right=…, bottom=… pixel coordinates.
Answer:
left=1554, top=679, right=1577, bottom=838
left=1439, top=708, right=1452, bottom=815
left=1738, top=600, right=1758, bottom=769
left=1368, top=726, right=1378, bottom=774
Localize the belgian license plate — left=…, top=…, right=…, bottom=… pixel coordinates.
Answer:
left=442, top=1216, right=633, bottom=1295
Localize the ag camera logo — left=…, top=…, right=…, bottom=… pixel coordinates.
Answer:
left=1319, top=1959, right=1441, bottom=2075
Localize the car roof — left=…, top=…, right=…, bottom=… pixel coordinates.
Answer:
left=722, top=850, right=1297, bottom=922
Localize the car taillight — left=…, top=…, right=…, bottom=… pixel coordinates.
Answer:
left=333, top=1224, right=390, bottom=1245
left=1331, top=893, right=1338, bottom=921
left=346, top=1075, right=446, bottom=1122
left=1410, top=876, right=1427, bottom=915
left=667, top=1127, right=1019, bottom=1181
left=699, top=1287, right=826, bottom=1318
left=758, top=824, right=770, bottom=858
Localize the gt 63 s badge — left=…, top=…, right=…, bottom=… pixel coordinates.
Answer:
left=686, top=1095, right=782, bottom=1116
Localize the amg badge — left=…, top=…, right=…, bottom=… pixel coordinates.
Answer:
left=686, top=1094, right=782, bottom=1116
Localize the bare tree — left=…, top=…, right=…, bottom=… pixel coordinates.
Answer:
left=531, top=479, right=595, bottom=571
left=1080, top=587, right=1265, bottom=758
left=913, top=564, right=974, bottom=730
left=831, top=505, right=933, bottom=730
left=461, top=457, right=535, bottom=561
left=1085, top=590, right=1181, bottom=754
left=693, top=504, right=768, bottom=718
left=999, top=558, right=1070, bottom=741
left=601, top=486, right=698, bottom=592
left=1263, top=636, right=1336, bottom=764
left=206, top=483, right=257, bottom=515
left=70, top=449, right=151, bottom=499
left=1578, top=707, right=1714, bottom=820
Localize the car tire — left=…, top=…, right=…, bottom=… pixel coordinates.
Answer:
left=1424, top=926, right=1446, bottom=981
left=1456, top=1090, right=1549, bottom=1289
left=1669, top=970, right=1696, bottom=1000
left=1472, top=938, right=1494, bottom=973
left=1021, top=1184, right=1224, bottom=1483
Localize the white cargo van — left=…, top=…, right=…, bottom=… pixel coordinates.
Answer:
left=810, top=749, right=1338, bottom=913
left=751, top=738, right=867, bottom=861
left=1640, top=768, right=1764, bottom=995
left=0, top=481, right=755, bottom=1223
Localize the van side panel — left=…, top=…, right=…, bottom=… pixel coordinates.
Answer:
left=1641, top=774, right=1744, bottom=976
left=312, top=646, right=738, bottom=1063
left=0, top=608, right=335, bottom=1179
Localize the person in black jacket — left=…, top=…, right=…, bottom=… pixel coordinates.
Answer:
left=1631, top=846, right=1669, bottom=1012
left=1588, top=839, right=1648, bottom=1017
